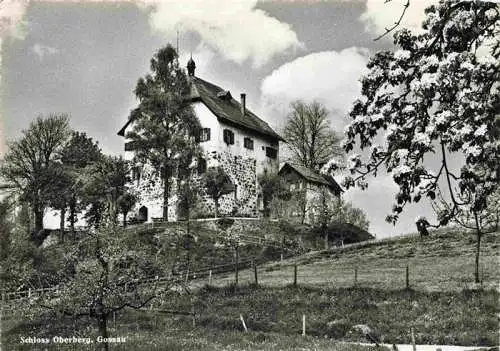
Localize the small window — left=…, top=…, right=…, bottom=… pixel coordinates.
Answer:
left=244, top=137, right=254, bottom=150
left=223, top=129, right=235, bottom=145
left=198, top=128, right=211, bottom=142
left=197, top=158, right=207, bottom=175
left=265, top=147, right=277, bottom=159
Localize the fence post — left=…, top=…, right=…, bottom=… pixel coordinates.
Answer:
left=281, top=236, right=284, bottom=262
left=302, top=314, right=306, bottom=336
left=406, top=264, right=410, bottom=290
left=208, top=270, right=212, bottom=286
left=253, top=262, right=258, bottom=286
left=28, top=288, right=31, bottom=298
left=235, top=246, right=239, bottom=286
left=240, top=314, right=248, bottom=332
left=191, top=306, right=196, bottom=327
left=294, top=264, right=298, bottom=287
left=411, top=327, right=416, bottom=351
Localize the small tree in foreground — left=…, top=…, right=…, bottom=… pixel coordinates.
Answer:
left=28, top=228, right=177, bottom=351
left=323, top=1, right=499, bottom=283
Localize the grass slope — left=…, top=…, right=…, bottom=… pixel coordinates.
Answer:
left=199, top=229, right=500, bottom=292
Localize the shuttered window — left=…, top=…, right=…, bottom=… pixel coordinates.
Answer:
left=223, top=129, right=235, bottom=145
left=244, top=137, right=254, bottom=150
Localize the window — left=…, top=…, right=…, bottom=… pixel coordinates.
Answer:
left=223, top=129, right=235, bottom=145
left=197, top=128, right=211, bottom=142
left=244, top=137, right=254, bottom=150
left=265, top=147, right=277, bottom=159
left=197, top=158, right=207, bottom=175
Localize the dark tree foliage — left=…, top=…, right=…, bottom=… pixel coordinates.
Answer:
left=203, top=167, right=235, bottom=218
left=60, top=131, right=102, bottom=233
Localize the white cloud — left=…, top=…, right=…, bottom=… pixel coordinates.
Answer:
left=148, top=0, right=302, bottom=68
left=361, top=0, right=436, bottom=38
left=260, top=47, right=370, bottom=131
left=32, top=43, right=59, bottom=60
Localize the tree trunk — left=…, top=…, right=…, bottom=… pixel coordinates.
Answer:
left=60, top=207, right=66, bottom=242
left=34, top=206, right=44, bottom=234
left=163, top=176, right=169, bottom=222
left=98, top=316, right=109, bottom=351
left=214, top=198, right=219, bottom=218
left=324, top=228, right=329, bottom=250
left=235, top=246, right=239, bottom=286
left=69, top=197, right=76, bottom=235
left=475, top=231, right=482, bottom=284
left=122, top=211, right=127, bottom=227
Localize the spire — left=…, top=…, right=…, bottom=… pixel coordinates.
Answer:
left=187, top=54, right=196, bottom=76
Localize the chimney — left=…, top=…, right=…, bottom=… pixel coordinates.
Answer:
left=240, top=93, right=246, bottom=116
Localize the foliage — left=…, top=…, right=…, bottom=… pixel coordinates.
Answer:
left=0, top=114, right=70, bottom=236
left=325, top=1, right=500, bottom=282
left=80, top=156, right=132, bottom=229
left=0, top=199, right=11, bottom=260
left=117, top=192, right=138, bottom=227
left=203, top=167, right=235, bottom=217
left=309, top=187, right=336, bottom=248
left=126, top=44, right=201, bottom=220
left=258, top=171, right=291, bottom=217
left=25, top=227, right=178, bottom=350
left=176, top=138, right=203, bottom=222
left=60, top=131, right=102, bottom=232
left=283, top=100, right=343, bottom=171
left=330, top=197, right=370, bottom=231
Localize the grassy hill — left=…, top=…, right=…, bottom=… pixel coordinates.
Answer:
left=199, top=228, right=499, bottom=292
left=3, top=227, right=498, bottom=349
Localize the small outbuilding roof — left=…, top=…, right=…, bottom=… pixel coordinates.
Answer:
left=279, top=162, right=343, bottom=195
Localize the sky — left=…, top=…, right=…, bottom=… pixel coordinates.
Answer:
left=0, top=0, right=439, bottom=238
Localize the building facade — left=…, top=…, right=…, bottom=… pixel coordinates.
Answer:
left=277, top=163, right=342, bottom=224
left=118, top=59, right=282, bottom=222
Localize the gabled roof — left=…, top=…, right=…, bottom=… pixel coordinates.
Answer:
left=279, top=162, right=343, bottom=194
left=188, top=77, right=283, bottom=141
left=118, top=76, right=283, bottom=141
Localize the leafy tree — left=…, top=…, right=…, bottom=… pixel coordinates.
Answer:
left=331, top=198, right=370, bottom=232
left=310, top=187, right=336, bottom=249
left=258, top=172, right=291, bottom=218
left=326, top=1, right=499, bottom=283
left=176, top=136, right=202, bottom=227
left=29, top=227, right=178, bottom=351
left=283, top=100, right=342, bottom=171
left=0, top=114, right=70, bottom=237
left=203, top=167, right=235, bottom=218
left=126, top=44, right=201, bottom=221
left=60, top=131, right=102, bottom=233
left=81, top=156, right=132, bottom=229
left=117, top=192, right=138, bottom=227
left=0, top=199, right=11, bottom=260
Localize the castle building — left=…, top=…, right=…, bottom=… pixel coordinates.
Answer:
left=118, top=58, right=283, bottom=221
